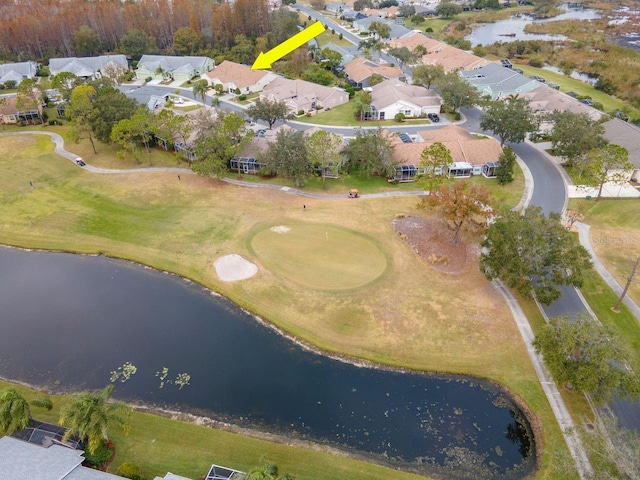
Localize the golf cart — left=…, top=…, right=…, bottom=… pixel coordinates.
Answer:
left=348, top=189, right=359, bottom=198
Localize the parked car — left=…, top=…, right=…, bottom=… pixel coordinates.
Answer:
left=428, top=113, right=440, bottom=122
left=579, top=99, right=594, bottom=106
left=173, top=97, right=184, bottom=104
left=256, top=129, right=267, bottom=137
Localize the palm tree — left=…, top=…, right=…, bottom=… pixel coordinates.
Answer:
left=59, top=385, right=131, bottom=454
left=0, top=387, right=52, bottom=434
left=192, top=79, right=210, bottom=105
left=246, top=456, right=295, bottom=480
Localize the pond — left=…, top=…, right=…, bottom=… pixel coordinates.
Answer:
left=0, top=247, right=536, bottom=479
left=467, top=5, right=601, bottom=47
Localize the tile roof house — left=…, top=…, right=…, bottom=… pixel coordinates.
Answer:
left=516, top=84, right=603, bottom=132
left=420, top=44, right=491, bottom=72
left=601, top=117, right=640, bottom=179
left=343, top=57, right=405, bottom=88
left=49, top=55, right=128, bottom=79
left=460, top=62, right=541, bottom=99
left=260, top=76, right=349, bottom=113
left=363, top=5, right=400, bottom=17
left=0, top=95, right=41, bottom=124
left=390, top=125, right=503, bottom=181
left=0, top=61, right=38, bottom=84
left=369, top=78, right=441, bottom=120
left=204, top=60, right=277, bottom=93
left=0, top=436, right=122, bottom=480
left=136, top=55, right=215, bottom=82
left=389, top=31, right=444, bottom=53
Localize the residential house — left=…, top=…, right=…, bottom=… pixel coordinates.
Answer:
left=363, top=5, right=400, bottom=17
left=421, top=44, right=490, bottom=72
left=0, top=95, right=41, bottom=124
left=368, top=78, right=441, bottom=120
left=326, top=2, right=346, bottom=13
left=601, top=117, right=640, bottom=180
left=389, top=31, right=444, bottom=53
left=516, top=84, right=603, bottom=132
left=49, top=55, right=128, bottom=80
left=260, top=77, right=349, bottom=114
left=136, top=55, right=215, bottom=82
left=460, top=62, right=541, bottom=99
left=0, top=436, right=122, bottom=480
left=352, top=16, right=413, bottom=41
left=204, top=60, right=277, bottom=93
left=319, top=43, right=359, bottom=65
left=390, top=125, right=503, bottom=181
left=232, top=125, right=345, bottom=177
left=118, top=85, right=170, bottom=110
left=0, top=61, right=38, bottom=84
left=343, top=57, right=405, bottom=88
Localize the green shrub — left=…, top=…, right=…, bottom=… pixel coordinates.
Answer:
left=529, top=57, right=543, bottom=68
left=124, top=71, right=135, bottom=81
left=297, top=109, right=305, bottom=115
left=425, top=27, right=433, bottom=33
left=394, top=113, right=405, bottom=122
left=83, top=440, right=114, bottom=469
left=238, top=94, right=247, bottom=101
left=117, top=462, right=143, bottom=479
left=144, top=76, right=152, bottom=83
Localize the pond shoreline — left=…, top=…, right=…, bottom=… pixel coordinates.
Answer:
left=0, top=242, right=542, bottom=478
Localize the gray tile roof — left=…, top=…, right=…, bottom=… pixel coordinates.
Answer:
left=137, top=55, right=212, bottom=74
left=0, top=61, right=38, bottom=82
left=0, top=436, right=83, bottom=480
left=49, top=55, right=127, bottom=77
left=354, top=16, right=413, bottom=39
left=461, top=63, right=540, bottom=98
left=602, top=117, right=640, bottom=168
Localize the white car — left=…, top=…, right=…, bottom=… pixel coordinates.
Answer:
left=174, top=97, right=184, bottom=104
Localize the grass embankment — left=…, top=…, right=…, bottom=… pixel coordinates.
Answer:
left=0, top=133, right=574, bottom=478
left=0, top=380, right=424, bottom=480
left=512, top=64, right=640, bottom=119
left=572, top=198, right=640, bottom=310
left=523, top=16, right=640, bottom=112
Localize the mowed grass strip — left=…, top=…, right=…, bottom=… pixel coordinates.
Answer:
left=572, top=198, right=640, bottom=306
left=0, top=134, right=575, bottom=478
left=250, top=224, right=388, bottom=290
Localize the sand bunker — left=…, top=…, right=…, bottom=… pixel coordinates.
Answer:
left=270, top=225, right=291, bottom=234
left=214, top=254, right=258, bottom=282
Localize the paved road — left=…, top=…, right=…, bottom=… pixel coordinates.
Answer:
left=460, top=106, right=640, bottom=442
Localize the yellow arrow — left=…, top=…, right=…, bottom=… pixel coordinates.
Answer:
left=251, top=21, right=326, bottom=70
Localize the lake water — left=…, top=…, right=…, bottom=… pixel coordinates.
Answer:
left=0, top=247, right=536, bottom=479
left=467, top=5, right=601, bottom=47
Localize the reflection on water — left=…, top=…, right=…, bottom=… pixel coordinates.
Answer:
left=0, top=247, right=536, bottom=479
left=467, top=5, right=601, bottom=47
left=542, top=64, right=599, bottom=85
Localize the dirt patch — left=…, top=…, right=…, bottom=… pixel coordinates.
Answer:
left=393, top=216, right=477, bottom=275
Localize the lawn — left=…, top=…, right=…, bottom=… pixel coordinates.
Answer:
left=294, top=101, right=436, bottom=127
left=0, top=133, right=575, bottom=478
left=513, top=64, right=640, bottom=119
left=570, top=198, right=640, bottom=309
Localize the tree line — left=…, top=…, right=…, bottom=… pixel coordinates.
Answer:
left=0, top=0, right=271, bottom=61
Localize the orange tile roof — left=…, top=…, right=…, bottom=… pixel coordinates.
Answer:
left=205, top=60, right=270, bottom=89
left=343, top=57, right=404, bottom=83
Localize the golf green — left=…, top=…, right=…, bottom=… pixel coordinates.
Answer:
left=251, top=224, right=388, bottom=291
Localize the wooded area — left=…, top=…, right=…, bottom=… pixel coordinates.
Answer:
left=0, top=0, right=271, bottom=60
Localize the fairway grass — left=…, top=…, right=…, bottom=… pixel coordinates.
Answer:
left=250, top=223, right=389, bottom=291
left=0, top=134, right=575, bottom=478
